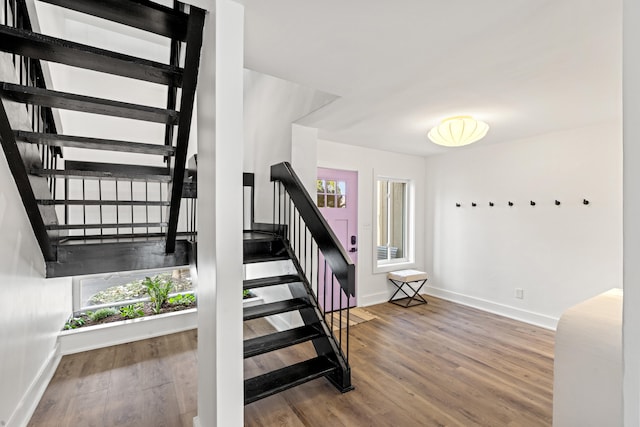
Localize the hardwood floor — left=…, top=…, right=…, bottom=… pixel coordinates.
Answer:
left=29, top=296, right=554, bottom=426
left=28, top=331, right=198, bottom=427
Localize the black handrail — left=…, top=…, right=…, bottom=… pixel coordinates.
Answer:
left=271, top=161, right=355, bottom=297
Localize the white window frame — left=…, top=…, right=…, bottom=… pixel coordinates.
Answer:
left=373, top=175, right=415, bottom=273
left=71, top=266, right=191, bottom=314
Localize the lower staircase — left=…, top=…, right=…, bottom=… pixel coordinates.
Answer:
left=243, top=229, right=352, bottom=403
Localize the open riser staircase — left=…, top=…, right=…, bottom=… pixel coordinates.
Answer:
left=0, top=0, right=203, bottom=277
left=242, top=162, right=354, bottom=403
left=1, top=0, right=354, bottom=405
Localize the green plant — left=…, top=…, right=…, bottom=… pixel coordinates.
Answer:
left=168, top=293, right=196, bottom=306
left=86, top=307, right=118, bottom=322
left=144, top=276, right=173, bottom=314
left=119, top=303, right=144, bottom=319
left=243, top=289, right=254, bottom=299
left=64, top=316, right=86, bottom=330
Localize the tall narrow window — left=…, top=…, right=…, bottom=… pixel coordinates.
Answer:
left=376, top=178, right=409, bottom=266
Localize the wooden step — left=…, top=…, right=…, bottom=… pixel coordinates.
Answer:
left=243, top=274, right=301, bottom=290
left=15, top=131, right=174, bottom=156
left=243, top=252, right=290, bottom=264
left=243, top=232, right=289, bottom=264
left=244, top=357, right=337, bottom=405
left=0, top=83, right=178, bottom=125
left=38, top=0, right=190, bottom=41
left=37, top=199, right=170, bottom=206
left=46, top=239, right=190, bottom=278
left=243, top=324, right=323, bottom=359
left=31, top=161, right=171, bottom=182
left=46, top=222, right=167, bottom=230
left=0, top=26, right=183, bottom=87
left=243, top=298, right=310, bottom=321
left=53, top=231, right=193, bottom=243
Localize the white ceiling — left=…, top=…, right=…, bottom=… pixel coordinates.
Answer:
left=236, top=0, right=622, bottom=156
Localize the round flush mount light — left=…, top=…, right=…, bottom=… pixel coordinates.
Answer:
left=428, top=115, right=489, bottom=147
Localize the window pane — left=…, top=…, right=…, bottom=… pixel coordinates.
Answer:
left=316, top=180, right=325, bottom=193
left=79, top=268, right=192, bottom=311
left=389, top=182, right=405, bottom=258
left=317, top=194, right=325, bottom=207
left=338, top=194, right=346, bottom=208
left=376, top=178, right=408, bottom=265
left=327, top=195, right=336, bottom=208
left=377, top=180, right=388, bottom=247
left=326, top=180, right=336, bottom=194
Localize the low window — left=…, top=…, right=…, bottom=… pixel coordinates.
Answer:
left=376, top=178, right=410, bottom=267
left=72, top=268, right=192, bottom=314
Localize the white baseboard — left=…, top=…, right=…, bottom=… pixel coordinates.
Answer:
left=8, top=343, right=62, bottom=427
left=192, top=416, right=200, bottom=427
left=359, top=291, right=391, bottom=307
left=423, top=286, right=559, bottom=330
left=58, top=308, right=198, bottom=355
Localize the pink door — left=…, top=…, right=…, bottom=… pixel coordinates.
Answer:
left=317, top=167, right=357, bottom=310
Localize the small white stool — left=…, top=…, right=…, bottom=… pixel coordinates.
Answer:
left=387, top=269, right=428, bottom=307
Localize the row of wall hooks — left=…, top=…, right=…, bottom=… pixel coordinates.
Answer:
left=456, top=199, right=590, bottom=207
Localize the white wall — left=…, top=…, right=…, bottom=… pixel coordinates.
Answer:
left=0, top=165, right=71, bottom=426
left=1, top=50, right=72, bottom=427
left=623, top=0, right=640, bottom=423
left=317, top=139, right=426, bottom=306
left=424, top=122, right=622, bottom=329
left=244, top=70, right=337, bottom=223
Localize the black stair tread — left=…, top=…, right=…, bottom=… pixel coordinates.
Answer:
left=37, top=199, right=170, bottom=206
left=243, top=253, right=290, bottom=264
left=244, top=324, right=323, bottom=359
left=39, top=0, right=190, bottom=41
left=52, top=231, right=192, bottom=243
left=32, top=168, right=171, bottom=182
left=0, top=26, right=183, bottom=87
left=245, top=357, right=337, bottom=405
left=31, top=160, right=171, bottom=182
left=243, top=274, right=301, bottom=290
left=243, top=298, right=310, bottom=321
left=243, top=231, right=279, bottom=241
left=15, top=131, right=175, bottom=156
left=46, top=222, right=167, bottom=230
left=0, top=82, right=179, bottom=125
left=46, top=239, right=190, bottom=278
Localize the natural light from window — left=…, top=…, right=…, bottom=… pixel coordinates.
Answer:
left=376, top=177, right=410, bottom=269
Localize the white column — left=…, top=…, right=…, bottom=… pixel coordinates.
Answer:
left=623, top=0, right=640, bottom=425
left=195, top=1, right=244, bottom=426
left=291, top=124, right=319, bottom=196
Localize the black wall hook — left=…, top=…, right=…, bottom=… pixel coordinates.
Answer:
left=583, top=199, right=590, bottom=205
left=456, top=203, right=461, bottom=207
left=530, top=201, right=536, bottom=206
left=489, top=202, right=494, bottom=207
left=555, top=200, right=561, bottom=206
left=472, top=202, right=477, bottom=207
left=508, top=201, right=514, bottom=207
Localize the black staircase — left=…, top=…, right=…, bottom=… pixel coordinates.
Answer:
left=1, top=0, right=355, bottom=404
left=0, top=0, right=203, bottom=277
left=242, top=163, right=354, bottom=404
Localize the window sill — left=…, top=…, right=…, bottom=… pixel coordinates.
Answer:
left=373, top=260, right=415, bottom=274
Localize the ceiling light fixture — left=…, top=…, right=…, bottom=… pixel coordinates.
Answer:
left=427, top=115, right=489, bottom=147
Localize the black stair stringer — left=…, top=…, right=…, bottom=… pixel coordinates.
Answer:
left=282, top=236, right=353, bottom=393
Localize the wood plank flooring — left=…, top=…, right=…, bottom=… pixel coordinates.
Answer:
left=29, top=296, right=554, bottom=426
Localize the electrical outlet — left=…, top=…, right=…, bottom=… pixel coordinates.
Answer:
left=515, top=288, right=524, bottom=299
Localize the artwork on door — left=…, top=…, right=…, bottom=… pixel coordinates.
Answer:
left=317, top=167, right=358, bottom=311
